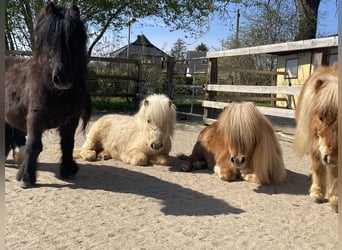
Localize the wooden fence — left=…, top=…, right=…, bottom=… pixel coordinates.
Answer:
left=6, top=50, right=303, bottom=121
left=202, top=57, right=302, bottom=124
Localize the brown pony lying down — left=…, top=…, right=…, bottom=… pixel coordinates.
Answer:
left=182, top=102, right=286, bottom=185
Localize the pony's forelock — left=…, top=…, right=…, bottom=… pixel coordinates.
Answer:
left=218, top=102, right=260, bottom=150
left=294, top=65, right=338, bottom=154
left=137, top=94, right=176, bottom=136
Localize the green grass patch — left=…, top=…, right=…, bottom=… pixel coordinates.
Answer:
left=174, top=100, right=204, bottom=114
left=91, top=96, right=136, bottom=112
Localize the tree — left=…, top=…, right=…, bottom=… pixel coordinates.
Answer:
left=294, top=0, right=320, bottom=40
left=170, top=39, right=187, bottom=60
left=196, top=43, right=209, bottom=52
left=237, top=0, right=324, bottom=41
left=5, top=0, right=233, bottom=56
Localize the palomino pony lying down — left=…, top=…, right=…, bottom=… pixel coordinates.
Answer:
left=294, top=64, right=338, bottom=212
left=182, top=102, right=286, bottom=185
left=76, top=94, right=176, bottom=166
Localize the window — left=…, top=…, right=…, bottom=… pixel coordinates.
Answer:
left=285, top=58, right=299, bottom=79
left=329, top=53, right=337, bottom=65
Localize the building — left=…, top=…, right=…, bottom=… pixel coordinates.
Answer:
left=110, top=34, right=169, bottom=64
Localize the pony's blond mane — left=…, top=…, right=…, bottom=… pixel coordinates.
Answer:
left=217, top=102, right=285, bottom=184
left=217, top=102, right=260, bottom=150
left=136, top=94, right=176, bottom=136
left=294, top=64, right=338, bottom=154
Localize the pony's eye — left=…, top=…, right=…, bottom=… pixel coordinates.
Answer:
left=147, top=119, right=151, bottom=124
left=319, top=115, right=324, bottom=122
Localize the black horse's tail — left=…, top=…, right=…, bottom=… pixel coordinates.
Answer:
left=80, top=89, right=92, bottom=131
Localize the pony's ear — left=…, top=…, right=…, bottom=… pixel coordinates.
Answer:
left=314, top=79, right=325, bottom=93
left=143, top=99, right=149, bottom=106
left=70, top=4, right=80, bottom=15
left=45, top=2, right=56, bottom=13
left=168, top=100, right=172, bottom=107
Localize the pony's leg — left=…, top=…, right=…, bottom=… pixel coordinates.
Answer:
left=241, top=173, right=261, bottom=184
left=240, top=164, right=262, bottom=184
left=12, top=127, right=26, bottom=165
left=181, top=141, right=206, bottom=172
left=16, top=125, right=43, bottom=188
left=97, top=150, right=112, bottom=161
left=121, top=149, right=148, bottom=166
left=59, top=120, right=79, bottom=179
left=309, top=154, right=326, bottom=203
left=79, top=149, right=97, bottom=161
left=5, top=123, right=13, bottom=159
left=150, top=154, right=171, bottom=166
left=327, top=166, right=338, bottom=212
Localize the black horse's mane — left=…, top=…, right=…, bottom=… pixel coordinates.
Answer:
left=34, top=3, right=88, bottom=84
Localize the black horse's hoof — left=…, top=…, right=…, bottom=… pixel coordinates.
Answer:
left=17, top=171, right=36, bottom=188
left=19, top=179, right=35, bottom=189
left=60, top=162, right=79, bottom=180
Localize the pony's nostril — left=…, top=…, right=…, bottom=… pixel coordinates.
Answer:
left=230, top=156, right=246, bottom=167
left=241, top=157, right=246, bottom=164
left=53, top=74, right=61, bottom=84
left=151, top=143, right=163, bottom=150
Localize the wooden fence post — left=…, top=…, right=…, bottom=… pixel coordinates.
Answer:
left=166, top=57, right=175, bottom=99
left=203, top=57, right=218, bottom=124
left=134, top=61, right=143, bottom=108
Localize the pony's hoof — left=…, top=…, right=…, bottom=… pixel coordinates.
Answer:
left=19, top=179, right=35, bottom=189
left=60, top=163, right=79, bottom=180
left=181, top=164, right=192, bottom=172
left=331, top=204, right=338, bottom=213
left=310, top=197, right=325, bottom=204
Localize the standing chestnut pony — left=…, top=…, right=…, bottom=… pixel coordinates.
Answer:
left=5, top=2, right=92, bottom=188
left=76, top=94, right=176, bottom=166
left=182, top=102, right=286, bottom=185
left=294, top=64, right=338, bottom=212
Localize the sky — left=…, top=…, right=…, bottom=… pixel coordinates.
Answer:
left=114, top=0, right=338, bottom=54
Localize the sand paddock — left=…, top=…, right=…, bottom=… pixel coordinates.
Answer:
left=5, top=114, right=337, bottom=249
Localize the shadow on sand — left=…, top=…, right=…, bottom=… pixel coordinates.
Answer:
left=5, top=160, right=245, bottom=217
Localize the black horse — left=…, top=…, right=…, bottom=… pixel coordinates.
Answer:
left=5, top=2, right=92, bottom=188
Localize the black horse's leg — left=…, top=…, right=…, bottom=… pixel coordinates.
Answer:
left=59, top=118, right=79, bottom=179
left=13, top=127, right=26, bottom=147
left=5, top=123, right=13, bottom=158
left=16, top=118, right=43, bottom=188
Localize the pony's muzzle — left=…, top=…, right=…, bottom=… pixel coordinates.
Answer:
left=151, top=142, right=163, bottom=151
left=230, top=156, right=246, bottom=168
left=52, top=69, right=72, bottom=89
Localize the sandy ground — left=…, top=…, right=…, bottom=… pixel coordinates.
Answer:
left=5, top=114, right=338, bottom=250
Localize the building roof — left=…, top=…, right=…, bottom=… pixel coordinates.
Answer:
left=110, top=34, right=169, bottom=58
left=206, top=36, right=338, bottom=58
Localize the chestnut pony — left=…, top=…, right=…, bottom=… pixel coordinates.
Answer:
left=5, top=3, right=92, bottom=188
left=294, top=64, right=338, bottom=212
left=183, top=102, right=286, bottom=185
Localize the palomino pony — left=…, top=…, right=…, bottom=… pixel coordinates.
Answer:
left=182, top=102, right=286, bottom=185
left=294, top=64, right=338, bottom=212
left=76, top=94, right=176, bottom=166
left=5, top=2, right=92, bottom=188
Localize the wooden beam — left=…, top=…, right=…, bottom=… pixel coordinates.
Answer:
left=202, top=100, right=296, bottom=118
left=205, top=84, right=301, bottom=95
left=206, top=36, right=338, bottom=58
